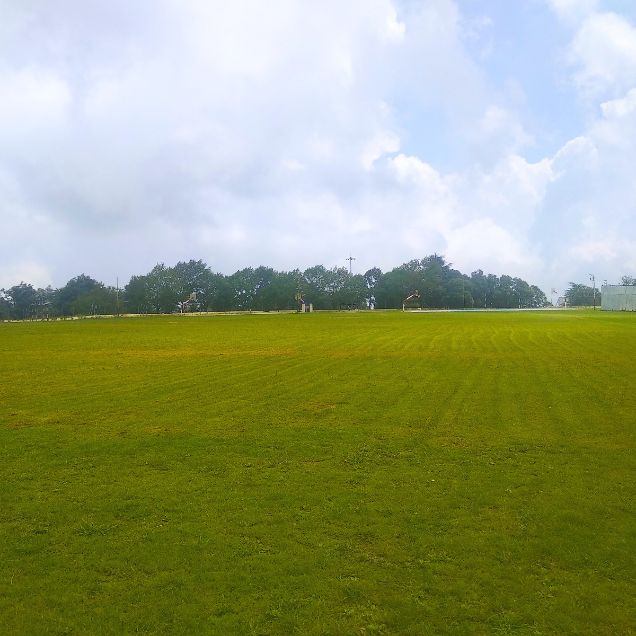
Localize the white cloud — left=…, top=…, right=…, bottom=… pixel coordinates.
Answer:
left=464, top=105, right=533, bottom=163
left=445, top=218, right=541, bottom=275
left=568, top=12, right=636, bottom=97
left=462, top=154, right=554, bottom=228
left=1, top=0, right=481, bottom=283
left=362, top=132, right=400, bottom=171
left=600, top=86, right=636, bottom=117
left=389, top=154, right=447, bottom=190
left=546, top=0, right=599, bottom=25
left=540, top=80, right=636, bottom=284
left=0, top=262, right=52, bottom=289
left=0, top=68, right=71, bottom=143
left=552, top=135, right=597, bottom=165
left=378, top=151, right=551, bottom=281
left=0, top=0, right=635, bottom=295
left=568, top=237, right=624, bottom=262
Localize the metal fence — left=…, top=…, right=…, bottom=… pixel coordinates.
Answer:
left=601, top=285, right=636, bottom=311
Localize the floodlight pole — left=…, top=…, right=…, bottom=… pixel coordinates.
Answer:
left=589, top=274, right=596, bottom=310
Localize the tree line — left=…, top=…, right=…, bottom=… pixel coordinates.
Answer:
left=0, top=254, right=552, bottom=319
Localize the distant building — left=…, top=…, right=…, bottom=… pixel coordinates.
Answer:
left=601, top=285, right=636, bottom=311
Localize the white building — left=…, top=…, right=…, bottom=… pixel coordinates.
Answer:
left=601, top=285, right=636, bottom=311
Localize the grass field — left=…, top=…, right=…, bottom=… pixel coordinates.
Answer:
left=0, top=310, right=634, bottom=635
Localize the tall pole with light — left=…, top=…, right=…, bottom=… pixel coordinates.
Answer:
left=589, top=274, right=596, bottom=310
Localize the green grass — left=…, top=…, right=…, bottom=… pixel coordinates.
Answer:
left=0, top=310, right=634, bottom=635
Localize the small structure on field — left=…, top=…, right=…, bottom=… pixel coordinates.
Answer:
left=601, top=285, right=636, bottom=311
left=296, top=293, right=313, bottom=313
left=179, top=292, right=198, bottom=313
left=402, top=290, right=421, bottom=311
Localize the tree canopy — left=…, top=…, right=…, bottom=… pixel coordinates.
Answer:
left=1, top=255, right=552, bottom=319
left=564, top=283, right=597, bottom=307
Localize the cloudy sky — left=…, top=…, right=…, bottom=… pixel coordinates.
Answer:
left=1, top=0, right=635, bottom=293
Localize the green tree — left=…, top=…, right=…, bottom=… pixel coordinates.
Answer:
left=124, top=275, right=151, bottom=313
left=144, top=264, right=182, bottom=313
left=364, top=267, right=382, bottom=308
left=1, top=254, right=550, bottom=316
left=206, top=272, right=233, bottom=311
left=33, top=287, right=56, bottom=318
left=229, top=268, right=257, bottom=310
left=6, top=283, right=37, bottom=319
left=373, top=267, right=415, bottom=308
left=418, top=254, right=451, bottom=308
left=469, top=270, right=488, bottom=308
left=529, top=285, right=549, bottom=308
left=172, top=260, right=211, bottom=307
left=71, top=286, right=118, bottom=316
left=0, top=291, right=11, bottom=319
left=565, top=283, right=595, bottom=306
left=252, top=266, right=277, bottom=311
left=56, top=274, right=101, bottom=315
left=269, top=270, right=299, bottom=310
left=246, top=268, right=299, bottom=311
left=446, top=277, right=473, bottom=308
left=493, top=275, right=516, bottom=308
left=302, top=265, right=332, bottom=309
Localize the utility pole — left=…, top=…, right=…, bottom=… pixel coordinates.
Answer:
left=116, top=277, right=120, bottom=317
left=346, top=254, right=356, bottom=275
left=589, top=274, right=596, bottom=310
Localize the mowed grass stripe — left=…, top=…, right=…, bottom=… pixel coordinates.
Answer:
left=0, top=311, right=634, bottom=634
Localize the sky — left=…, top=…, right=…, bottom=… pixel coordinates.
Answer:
left=1, top=0, right=635, bottom=295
